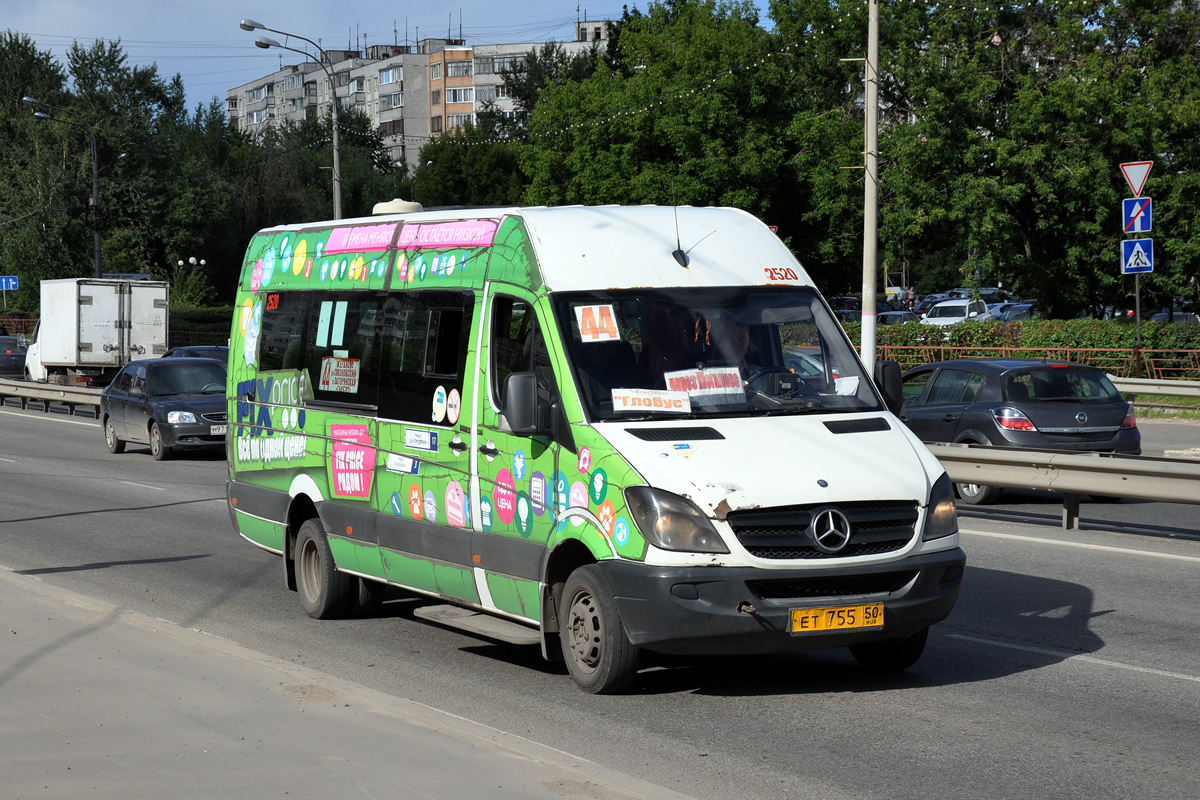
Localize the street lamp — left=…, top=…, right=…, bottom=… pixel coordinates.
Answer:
left=239, top=18, right=342, bottom=219
left=23, top=96, right=103, bottom=278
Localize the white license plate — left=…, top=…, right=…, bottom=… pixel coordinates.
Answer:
left=210, top=424, right=227, bottom=435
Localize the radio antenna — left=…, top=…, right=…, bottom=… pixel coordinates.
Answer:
left=671, top=192, right=688, bottom=267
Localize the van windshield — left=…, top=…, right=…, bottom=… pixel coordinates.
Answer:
left=552, top=287, right=883, bottom=421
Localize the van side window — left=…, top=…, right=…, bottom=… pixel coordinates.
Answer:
left=490, top=296, right=553, bottom=408
left=305, top=293, right=383, bottom=407
left=258, top=291, right=311, bottom=372
left=376, top=290, right=474, bottom=422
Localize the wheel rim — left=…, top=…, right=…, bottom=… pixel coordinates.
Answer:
left=150, top=425, right=161, bottom=455
left=105, top=420, right=116, bottom=447
left=298, top=537, right=321, bottom=605
left=961, top=483, right=982, bottom=497
left=564, top=588, right=603, bottom=674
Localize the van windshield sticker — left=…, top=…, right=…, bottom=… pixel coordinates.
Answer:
left=325, top=223, right=399, bottom=255
left=319, top=356, right=361, bottom=394
left=611, top=388, right=692, bottom=414
left=574, top=304, right=621, bottom=342
left=664, top=367, right=746, bottom=405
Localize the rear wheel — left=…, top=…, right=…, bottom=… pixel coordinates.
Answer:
left=850, top=626, right=929, bottom=672
left=354, top=578, right=387, bottom=616
left=559, top=565, right=640, bottom=694
left=956, top=481, right=1001, bottom=505
left=149, top=422, right=171, bottom=461
left=295, top=519, right=354, bottom=619
left=104, top=417, right=125, bottom=454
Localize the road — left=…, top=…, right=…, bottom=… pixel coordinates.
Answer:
left=1, top=402, right=1198, bottom=799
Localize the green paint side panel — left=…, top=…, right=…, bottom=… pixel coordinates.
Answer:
left=328, top=535, right=376, bottom=576
left=381, top=550, right=480, bottom=604
left=485, top=573, right=540, bottom=621
left=235, top=511, right=285, bottom=552
left=485, top=217, right=542, bottom=290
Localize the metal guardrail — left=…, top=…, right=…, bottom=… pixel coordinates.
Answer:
left=0, top=378, right=102, bottom=416
left=927, top=442, right=1200, bottom=530
left=1108, top=376, right=1200, bottom=398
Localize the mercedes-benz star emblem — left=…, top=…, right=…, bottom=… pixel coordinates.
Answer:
left=1075, top=411, right=1089, bottom=424
left=810, top=509, right=852, bottom=554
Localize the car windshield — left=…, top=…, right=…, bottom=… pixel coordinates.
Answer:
left=1003, top=367, right=1122, bottom=403
left=552, top=286, right=882, bottom=421
left=148, top=362, right=227, bottom=396
left=928, top=304, right=966, bottom=319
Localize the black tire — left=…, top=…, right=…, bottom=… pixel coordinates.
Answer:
left=956, top=481, right=1001, bottom=505
left=149, top=422, right=171, bottom=461
left=104, top=417, right=125, bottom=454
left=559, top=565, right=640, bottom=694
left=295, top=519, right=354, bottom=619
left=850, top=626, right=929, bottom=672
left=354, top=577, right=388, bottom=616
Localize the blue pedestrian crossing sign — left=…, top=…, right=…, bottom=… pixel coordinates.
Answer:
left=1121, top=238, right=1154, bottom=274
left=1122, top=197, right=1152, bottom=233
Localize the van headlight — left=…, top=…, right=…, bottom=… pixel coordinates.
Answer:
left=923, top=472, right=959, bottom=541
left=624, top=487, right=729, bottom=553
left=167, top=411, right=197, bottom=424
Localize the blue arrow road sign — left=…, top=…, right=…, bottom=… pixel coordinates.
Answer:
left=1121, top=238, right=1154, bottom=274
left=1122, top=197, right=1152, bottom=233
left=0, top=276, right=18, bottom=291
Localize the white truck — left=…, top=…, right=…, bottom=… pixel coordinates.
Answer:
left=25, top=278, right=169, bottom=385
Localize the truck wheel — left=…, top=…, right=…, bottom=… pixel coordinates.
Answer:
left=559, top=565, right=640, bottom=694
left=955, top=481, right=1001, bottom=505
left=104, top=417, right=125, bottom=454
left=149, top=422, right=171, bottom=461
left=850, top=626, right=929, bottom=672
left=295, top=519, right=354, bottom=620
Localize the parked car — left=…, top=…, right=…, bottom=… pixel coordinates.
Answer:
left=900, top=359, right=1140, bottom=504
left=1150, top=307, right=1200, bottom=324
left=100, top=357, right=228, bottom=461
left=878, top=310, right=920, bottom=325
left=0, top=335, right=27, bottom=377
left=999, top=303, right=1037, bottom=323
left=163, top=345, right=230, bottom=361
left=919, top=299, right=991, bottom=327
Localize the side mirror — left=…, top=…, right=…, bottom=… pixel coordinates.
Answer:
left=500, top=372, right=542, bottom=435
left=873, top=360, right=904, bottom=417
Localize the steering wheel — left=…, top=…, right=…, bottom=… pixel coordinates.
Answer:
left=201, top=382, right=224, bottom=393
left=745, top=367, right=817, bottom=397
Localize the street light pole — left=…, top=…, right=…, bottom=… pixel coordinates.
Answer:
left=239, top=19, right=342, bottom=219
left=23, top=96, right=103, bottom=278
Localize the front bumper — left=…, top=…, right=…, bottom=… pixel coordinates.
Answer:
left=159, top=421, right=226, bottom=449
left=598, top=547, right=965, bottom=656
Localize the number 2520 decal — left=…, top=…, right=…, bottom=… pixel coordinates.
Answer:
left=764, top=267, right=798, bottom=281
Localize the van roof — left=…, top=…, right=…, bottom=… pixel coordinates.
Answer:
left=255, top=205, right=814, bottom=293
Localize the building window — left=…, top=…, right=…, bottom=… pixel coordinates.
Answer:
left=227, top=98, right=239, bottom=110
left=431, top=89, right=441, bottom=105
left=431, top=116, right=443, bottom=133
left=246, top=84, right=273, bottom=103
left=595, top=26, right=602, bottom=41
left=447, top=60, right=472, bottom=77
left=283, top=74, right=302, bottom=91
left=492, top=55, right=521, bottom=73
left=446, top=113, right=474, bottom=130
left=430, top=62, right=442, bottom=80
left=380, top=67, right=402, bottom=84
left=474, top=57, right=491, bottom=74
left=349, top=77, right=365, bottom=93
left=476, top=85, right=495, bottom=103
left=445, top=87, right=473, bottom=104
left=579, top=27, right=588, bottom=42
left=382, top=93, right=404, bottom=110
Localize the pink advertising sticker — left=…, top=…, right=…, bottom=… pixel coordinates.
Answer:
left=398, top=219, right=498, bottom=250
left=329, top=424, right=375, bottom=499
left=445, top=481, right=467, bottom=528
left=569, top=481, right=589, bottom=527
left=324, top=223, right=399, bottom=255
left=494, top=468, right=516, bottom=525
left=577, top=446, right=592, bottom=474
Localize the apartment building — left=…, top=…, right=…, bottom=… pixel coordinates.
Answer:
left=226, top=20, right=613, bottom=172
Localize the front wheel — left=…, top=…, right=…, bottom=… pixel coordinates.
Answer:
left=956, top=481, right=1001, bottom=505
left=559, top=565, right=640, bottom=694
left=295, top=519, right=354, bottom=620
left=149, top=422, right=171, bottom=461
left=850, top=626, right=929, bottom=672
left=104, top=417, right=125, bottom=454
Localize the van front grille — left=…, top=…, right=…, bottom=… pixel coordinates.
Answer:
left=726, top=500, right=918, bottom=560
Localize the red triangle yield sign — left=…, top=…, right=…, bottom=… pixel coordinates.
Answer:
left=1120, top=161, right=1153, bottom=197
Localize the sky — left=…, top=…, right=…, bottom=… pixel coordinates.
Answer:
left=7, top=0, right=774, bottom=111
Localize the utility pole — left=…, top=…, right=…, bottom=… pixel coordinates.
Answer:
left=860, top=0, right=880, bottom=366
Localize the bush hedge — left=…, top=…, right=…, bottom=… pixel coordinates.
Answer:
left=842, top=319, right=1200, bottom=350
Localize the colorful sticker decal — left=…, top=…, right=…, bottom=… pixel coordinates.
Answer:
left=530, top=471, right=548, bottom=516
left=613, top=517, right=631, bottom=546
left=407, top=483, right=423, bottom=517
left=664, top=367, right=745, bottom=405
left=611, top=388, right=691, bottom=414
left=325, top=223, right=399, bottom=255
left=569, top=481, right=589, bottom=527
left=242, top=302, right=261, bottom=367
left=320, top=259, right=330, bottom=281
left=423, top=489, right=438, bottom=522
left=577, top=447, right=592, bottom=474
left=513, top=450, right=527, bottom=482
left=574, top=304, right=621, bottom=342
left=262, top=248, right=276, bottom=285
left=431, top=385, right=448, bottom=424
left=319, top=356, right=361, bottom=394
left=398, top=219, right=499, bottom=250
left=494, top=468, right=517, bottom=525
left=390, top=491, right=404, bottom=516
left=386, top=453, right=420, bottom=475
left=329, top=423, right=374, bottom=499
left=553, top=470, right=570, bottom=532
left=251, top=260, right=264, bottom=293
left=479, top=496, right=495, bottom=531
left=445, top=481, right=467, bottom=528
left=291, top=239, right=307, bottom=275
left=446, top=389, right=462, bottom=426
left=515, top=492, right=533, bottom=537
left=589, top=468, right=608, bottom=504
left=672, top=443, right=695, bottom=460
left=597, top=500, right=616, bottom=537
left=404, top=428, right=439, bottom=452
left=239, top=298, right=253, bottom=335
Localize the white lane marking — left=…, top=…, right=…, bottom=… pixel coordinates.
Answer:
left=0, top=457, right=15, bottom=463
left=947, top=633, right=1200, bottom=684
left=0, top=408, right=97, bottom=427
left=961, top=528, right=1200, bottom=564
left=120, top=481, right=165, bottom=492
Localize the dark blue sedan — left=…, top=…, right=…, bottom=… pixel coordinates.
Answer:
left=100, top=357, right=227, bottom=460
